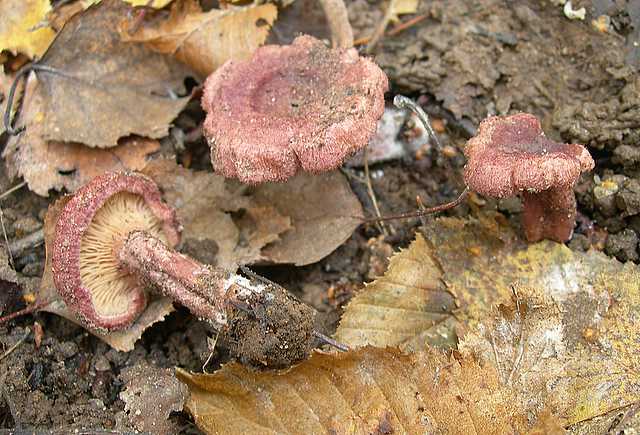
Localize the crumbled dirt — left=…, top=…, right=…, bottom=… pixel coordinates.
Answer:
left=219, top=274, right=317, bottom=369
left=0, top=0, right=639, bottom=432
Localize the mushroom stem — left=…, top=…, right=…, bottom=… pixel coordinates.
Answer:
left=318, top=0, right=354, bottom=48
left=118, top=230, right=230, bottom=325
left=521, top=187, right=577, bottom=243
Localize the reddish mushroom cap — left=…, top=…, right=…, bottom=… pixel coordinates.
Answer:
left=202, top=35, right=388, bottom=184
left=52, top=172, right=181, bottom=331
left=463, top=113, right=594, bottom=198
left=463, top=113, right=594, bottom=242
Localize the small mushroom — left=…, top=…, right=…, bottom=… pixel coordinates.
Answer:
left=463, top=113, right=594, bottom=242
left=52, top=172, right=337, bottom=367
left=201, top=35, right=388, bottom=184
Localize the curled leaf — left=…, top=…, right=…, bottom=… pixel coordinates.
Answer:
left=122, top=0, right=277, bottom=77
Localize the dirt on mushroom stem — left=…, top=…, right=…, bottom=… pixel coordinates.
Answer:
left=118, top=230, right=318, bottom=368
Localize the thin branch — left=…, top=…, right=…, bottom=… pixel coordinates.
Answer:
left=361, top=188, right=468, bottom=223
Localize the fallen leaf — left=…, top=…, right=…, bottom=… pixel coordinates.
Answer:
left=254, top=171, right=364, bottom=266
left=122, top=0, right=277, bottom=77
left=178, top=346, right=532, bottom=434
left=337, top=213, right=640, bottom=426
left=3, top=73, right=161, bottom=196
left=34, top=0, right=193, bottom=147
left=38, top=197, right=174, bottom=352
left=0, top=0, right=56, bottom=58
left=143, top=159, right=292, bottom=270
left=389, top=0, right=419, bottom=22
left=335, top=234, right=458, bottom=351
left=118, top=362, right=188, bottom=435
left=144, top=159, right=363, bottom=268
left=83, top=0, right=174, bottom=7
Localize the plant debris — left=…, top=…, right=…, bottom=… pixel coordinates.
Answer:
left=33, top=0, right=193, bottom=147
left=178, top=346, right=537, bottom=434
left=122, top=0, right=278, bottom=77
left=4, top=74, right=161, bottom=196
left=0, top=0, right=55, bottom=58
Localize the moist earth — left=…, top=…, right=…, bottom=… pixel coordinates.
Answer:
left=0, top=0, right=639, bottom=432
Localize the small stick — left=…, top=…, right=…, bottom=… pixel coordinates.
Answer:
left=0, top=328, right=30, bottom=362
left=394, top=95, right=443, bottom=152
left=363, top=146, right=388, bottom=235
left=387, top=13, right=428, bottom=36
left=318, top=0, right=354, bottom=49
left=361, top=188, right=469, bottom=223
left=0, top=181, right=26, bottom=201
left=0, top=300, right=51, bottom=326
left=313, top=331, right=350, bottom=352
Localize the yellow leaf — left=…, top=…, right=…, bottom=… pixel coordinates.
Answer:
left=178, top=347, right=531, bottom=434
left=82, top=0, right=174, bottom=8
left=122, top=0, right=277, bottom=76
left=0, top=0, right=55, bottom=58
left=390, top=0, right=419, bottom=22
left=335, top=234, right=458, bottom=351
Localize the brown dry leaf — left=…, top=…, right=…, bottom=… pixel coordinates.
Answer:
left=38, top=197, right=174, bottom=352
left=34, top=0, right=193, bottom=147
left=335, top=234, right=458, bottom=351
left=118, top=363, right=188, bottom=434
left=0, top=71, right=13, bottom=135
left=122, top=0, right=277, bottom=77
left=337, top=213, right=640, bottom=426
left=144, top=159, right=362, bottom=268
left=178, top=346, right=532, bottom=434
left=0, top=0, right=56, bottom=58
left=3, top=73, right=160, bottom=196
left=143, top=159, right=292, bottom=270
left=254, top=171, right=364, bottom=266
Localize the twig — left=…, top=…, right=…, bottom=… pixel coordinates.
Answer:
left=366, top=0, right=396, bottom=53
left=363, top=146, right=388, bottom=235
left=313, top=331, right=349, bottom=352
left=0, top=300, right=51, bottom=325
left=361, top=187, right=468, bottom=223
left=318, top=0, right=354, bottom=48
left=8, top=228, right=44, bottom=258
left=0, top=206, right=13, bottom=269
left=0, top=182, right=26, bottom=202
left=0, top=328, right=30, bottom=362
left=387, top=13, right=428, bottom=36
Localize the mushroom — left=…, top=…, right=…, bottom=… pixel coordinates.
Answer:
left=201, top=34, right=388, bottom=184
left=463, top=113, right=594, bottom=243
left=52, top=172, right=340, bottom=367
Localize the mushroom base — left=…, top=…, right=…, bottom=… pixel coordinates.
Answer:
left=522, top=187, right=577, bottom=243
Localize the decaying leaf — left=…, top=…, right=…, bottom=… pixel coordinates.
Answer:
left=335, top=234, right=458, bottom=351
left=34, top=0, right=193, bottom=147
left=143, top=159, right=291, bottom=270
left=144, top=159, right=363, bottom=268
left=0, top=0, right=56, bottom=58
left=122, top=0, right=277, bottom=77
left=338, top=213, right=640, bottom=426
left=0, top=70, right=13, bottom=135
left=3, top=73, right=161, bottom=196
left=254, top=171, right=364, bottom=266
left=389, top=0, right=419, bottom=22
left=178, top=346, right=533, bottom=434
left=118, top=363, right=188, bottom=435
left=38, top=197, right=174, bottom=352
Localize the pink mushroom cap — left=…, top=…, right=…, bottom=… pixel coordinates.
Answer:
left=463, top=113, right=594, bottom=242
left=52, top=172, right=181, bottom=331
left=202, top=35, right=389, bottom=184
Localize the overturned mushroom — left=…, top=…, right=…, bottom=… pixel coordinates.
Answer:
left=463, top=113, right=594, bottom=242
left=202, top=35, right=388, bottom=184
left=52, top=172, right=339, bottom=367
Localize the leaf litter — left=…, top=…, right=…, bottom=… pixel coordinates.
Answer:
left=0, top=0, right=56, bottom=59
left=3, top=73, right=161, bottom=196
left=33, top=0, right=194, bottom=147
left=121, top=0, right=278, bottom=77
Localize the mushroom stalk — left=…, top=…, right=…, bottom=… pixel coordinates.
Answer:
left=522, top=187, right=577, bottom=243
left=117, top=230, right=270, bottom=328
